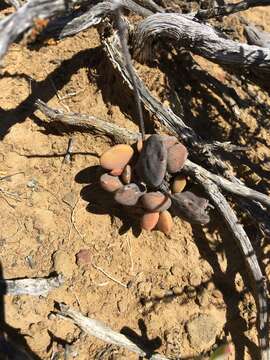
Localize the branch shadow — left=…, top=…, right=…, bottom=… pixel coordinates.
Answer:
left=0, top=262, right=41, bottom=360
left=121, top=318, right=162, bottom=359
left=191, top=218, right=260, bottom=360
left=0, top=46, right=101, bottom=139
left=75, top=165, right=142, bottom=237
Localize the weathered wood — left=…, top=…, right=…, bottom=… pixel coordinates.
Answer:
left=196, top=0, right=270, bottom=20
left=57, top=303, right=169, bottom=360
left=132, top=13, right=270, bottom=75
left=0, top=274, right=64, bottom=296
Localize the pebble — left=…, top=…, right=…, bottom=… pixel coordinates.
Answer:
left=156, top=210, right=173, bottom=235
left=62, top=191, right=77, bottom=208
left=172, top=286, right=182, bottom=295
left=100, top=144, right=134, bottom=170
left=121, top=164, right=132, bottom=184
left=172, top=175, right=187, bottom=193
left=100, top=173, right=123, bottom=192
left=186, top=314, right=220, bottom=350
left=114, top=183, right=142, bottom=206
left=167, top=143, right=188, bottom=173
left=141, top=212, right=159, bottom=231
left=141, top=192, right=171, bottom=212
left=76, top=249, right=91, bottom=266
left=53, top=250, right=75, bottom=279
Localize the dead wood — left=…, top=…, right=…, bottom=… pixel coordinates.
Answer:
left=0, top=273, right=64, bottom=296
left=56, top=303, right=169, bottom=360
left=245, top=24, right=270, bottom=48
left=52, top=0, right=153, bottom=39
left=35, top=99, right=270, bottom=359
left=196, top=0, right=270, bottom=20
left=0, top=0, right=94, bottom=60
left=5, top=0, right=23, bottom=10
left=132, top=13, right=270, bottom=76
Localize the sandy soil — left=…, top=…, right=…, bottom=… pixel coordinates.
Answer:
left=0, top=3, right=270, bottom=360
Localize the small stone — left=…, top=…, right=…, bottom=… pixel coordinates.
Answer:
left=121, top=164, right=132, bottom=184
left=186, top=314, right=221, bottom=350
left=62, top=192, right=77, bottom=208
left=156, top=210, right=173, bottom=235
left=141, top=192, right=171, bottom=212
left=197, top=289, right=210, bottom=307
left=27, top=178, right=38, bottom=189
left=172, top=175, right=187, bottom=193
left=167, top=143, right=188, bottom=173
left=141, top=212, right=159, bottom=231
left=53, top=250, right=75, bottom=279
left=100, top=144, right=134, bottom=170
left=150, top=288, right=166, bottom=299
left=172, top=286, right=182, bottom=295
left=189, top=269, right=202, bottom=287
left=100, top=173, right=123, bottom=192
left=76, top=249, right=91, bottom=266
left=114, top=183, right=142, bottom=206
left=186, top=286, right=197, bottom=299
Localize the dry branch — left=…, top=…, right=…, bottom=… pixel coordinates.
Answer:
left=245, top=24, right=270, bottom=48
left=132, top=13, right=270, bottom=75
left=0, top=0, right=91, bottom=60
left=36, top=99, right=269, bottom=359
left=5, top=0, right=23, bottom=10
left=0, top=274, right=64, bottom=296
left=196, top=0, right=270, bottom=20
left=56, top=303, right=169, bottom=360
left=35, top=99, right=138, bottom=144
left=53, top=0, right=153, bottom=39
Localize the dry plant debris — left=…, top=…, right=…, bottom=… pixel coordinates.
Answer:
left=0, top=0, right=270, bottom=359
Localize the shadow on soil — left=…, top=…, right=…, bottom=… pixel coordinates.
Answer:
left=192, top=218, right=260, bottom=360
left=75, top=165, right=142, bottom=237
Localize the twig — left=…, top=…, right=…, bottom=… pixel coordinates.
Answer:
left=71, top=197, right=85, bottom=241
left=114, top=4, right=146, bottom=139
left=184, top=159, right=270, bottom=209
left=196, top=0, right=270, bottom=20
left=56, top=303, right=169, bottom=360
left=0, top=274, right=64, bottom=296
left=35, top=99, right=139, bottom=144
left=92, top=263, right=128, bottom=289
left=245, top=24, right=270, bottom=49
